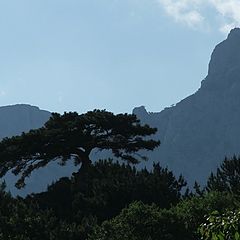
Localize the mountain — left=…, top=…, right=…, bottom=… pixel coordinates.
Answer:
left=133, top=28, right=240, bottom=186
left=3, top=29, right=240, bottom=193
left=0, top=104, right=51, bottom=138
left=0, top=104, right=79, bottom=196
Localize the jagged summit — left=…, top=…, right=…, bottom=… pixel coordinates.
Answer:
left=132, top=106, right=148, bottom=119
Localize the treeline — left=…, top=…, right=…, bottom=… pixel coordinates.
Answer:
left=0, top=110, right=239, bottom=239
left=1, top=157, right=240, bottom=240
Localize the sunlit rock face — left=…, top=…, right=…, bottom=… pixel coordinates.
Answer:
left=133, top=28, right=240, bottom=187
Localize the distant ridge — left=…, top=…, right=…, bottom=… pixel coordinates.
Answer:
left=0, top=104, right=51, bottom=139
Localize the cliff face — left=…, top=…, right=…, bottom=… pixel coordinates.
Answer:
left=133, top=28, right=240, bottom=186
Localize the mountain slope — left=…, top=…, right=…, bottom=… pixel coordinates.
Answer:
left=133, top=28, right=240, bottom=186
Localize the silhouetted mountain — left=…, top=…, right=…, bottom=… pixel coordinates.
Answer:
left=133, top=28, right=240, bottom=186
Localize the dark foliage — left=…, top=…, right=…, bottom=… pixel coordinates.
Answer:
left=0, top=109, right=239, bottom=239
left=27, top=160, right=186, bottom=223
left=207, top=156, right=240, bottom=194
left=88, top=201, right=192, bottom=240
left=0, top=110, right=160, bottom=188
left=0, top=161, right=239, bottom=239
left=0, top=182, right=94, bottom=240
left=172, top=191, right=240, bottom=239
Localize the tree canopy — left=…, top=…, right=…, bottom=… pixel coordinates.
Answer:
left=29, top=160, right=186, bottom=222
left=88, top=201, right=191, bottom=240
left=199, top=210, right=240, bottom=240
left=207, top=156, right=240, bottom=194
left=0, top=110, right=160, bottom=188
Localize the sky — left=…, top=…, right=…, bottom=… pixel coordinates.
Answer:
left=0, top=0, right=239, bottom=114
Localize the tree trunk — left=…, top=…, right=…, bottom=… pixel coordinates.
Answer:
left=71, top=152, right=92, bottom=193
left=79, top=154, right=91, bottom=171
left=73, top=148, right=92, bottom=177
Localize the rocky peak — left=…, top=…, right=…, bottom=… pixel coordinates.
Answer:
left=205, top=28, right=240, bottom=91
left=132, top=106, right=149, bottom=119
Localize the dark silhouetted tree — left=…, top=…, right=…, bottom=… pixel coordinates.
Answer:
left=207, top=156, right=240, bottom=194
left=0, top=110, right=160, bottom=188
left=29, top=160, right=186, bottom=222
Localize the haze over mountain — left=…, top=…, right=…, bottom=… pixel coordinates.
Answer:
left=133, top=28, right=240, bottom=186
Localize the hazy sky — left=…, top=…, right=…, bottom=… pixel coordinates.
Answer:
left=0, top=0, right=239, bottom=113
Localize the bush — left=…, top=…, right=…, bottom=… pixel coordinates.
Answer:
left=199, top=210, right=240, bottom=240
left=88, top=201, right=191, bottom=240
left=172, top=191, right=240, bottom=239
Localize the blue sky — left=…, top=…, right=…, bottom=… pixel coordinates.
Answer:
left=0, top=0, right=239, bottom=113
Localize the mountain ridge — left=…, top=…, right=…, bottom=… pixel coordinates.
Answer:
left=133, top=28, right=240, bottom=186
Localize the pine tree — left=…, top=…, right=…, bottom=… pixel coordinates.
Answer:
left=0, top=110, right=160, bottom=188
